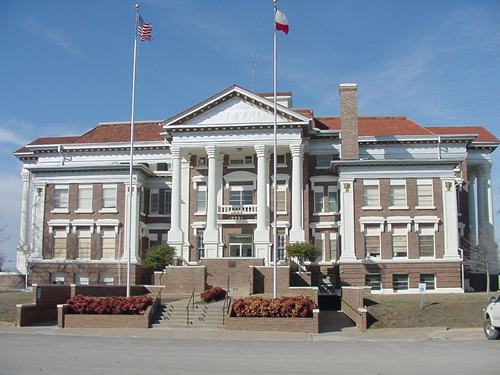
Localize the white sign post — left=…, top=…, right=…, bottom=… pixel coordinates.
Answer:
left=418, top=282, right=426, bottom=310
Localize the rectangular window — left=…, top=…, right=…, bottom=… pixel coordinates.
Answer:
left=53, top=186, right=69, bottom=209
left=277, top=233, right=286, bottom=260
left=393, top=274, right=409, bottom=291
left=163, top=190, right=171, bottom=215
left=78, top=185, right=93, bottom=211
left=229, top=188, right=253, bottom=206
left=53, top=228, right=67, bottom=259
left=196, top=184, right=207, bottom=213
left=392, top=224, right=408, bottom=258
left=148, top=233, right=159, bottom=249
left=99, top=274, right=115, bottom=286
left=420, top=274, right=435, bottom=290
left=157, top=162, right=168, bottom=171
left=314, top=232, right=324, bottom=261
left=228, top=235, right=253, bottom=257
left=50, top=272, right=65, bottom=285
left=316, top=154, right=332, bottom=168
left=328, top=187, right=338, bottom=213
left=75, top=273, right=90, bottom=285
left=419, top=224, right=435, bottom=257
left=150, top=189, right=159, bottom=214
left=363, top=182, right=380, bottom=208
left=277, top=154, right=286, bottom=165
left=139, top=188, right=145, bottom=213
left=101, top=228, right=116, bottom=259
left=365, top=274, right=381, bottom=291
left=364, top=225, right=380, bottom=258
left=417, top=180, right=434, bottom=207
left=314, top=188, right=324, bottom=213
left=390, top=181, right=406, bottom=207
left=77, top=229, right=91, bottom=259
left=277, top=184, right=286, bottom=212
left=329, top=235, right=338, bottom=261
left=197, top=233, right=205, bottom=259
left=102, top=184, right=117, bottom=209
left=229, top=155, right=253, bottom=166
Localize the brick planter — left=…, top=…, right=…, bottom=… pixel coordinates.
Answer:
left=58, top=296, right=160, bottom=329
left=225, top=309, right=319, bottom=333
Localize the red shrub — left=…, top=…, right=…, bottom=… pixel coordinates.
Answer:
left=67, top=295, right=153, bottom=315
left=200, top=286, right=227, bottom=303
left=231, top=296, right=317, bottom=318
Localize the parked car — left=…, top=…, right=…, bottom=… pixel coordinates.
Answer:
left=483, top=295, right=500, bottom=340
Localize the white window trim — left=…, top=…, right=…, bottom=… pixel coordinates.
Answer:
left=389, top=179, right=408, bottom=210
left=386, top=217, right=412, bottom=232
left=163, top=189, right=172, bottom=217
left=48, top=219, right=71, bottom=234
left=313, top=186, right=324, bottom=214
left=414, top=216, right=439, bottom=232
left=364, top=225, right=382, bottom=259
left=228, top=154, right=254, bottom=169
left=52, top=185, right=70, bottom=213
left=276, top=183, right=287, bottom=214
left=391, top=224, right=409, bottom=259
left=195, top=184, right=207, bottom=215
left=76, top=184, right=93, bottom=213
left=100, top=184, right=117, bottom=212
left=416, top=179, right=435, bottom=209
left=149, top=188, right=160, bottom=215
left=71, top=219, right=95, bottom=233
left=362, top=180, right=382, bottom=210
left=359, top=217, right=385, bottom=232
left=417, top=222, right=437, bottom=259
left=95, top=219, right=120, bottom=234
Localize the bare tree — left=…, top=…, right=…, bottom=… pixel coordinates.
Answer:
left=0, top=223, right=7, bottom=271
left=463, top=229, right=497, bottom=292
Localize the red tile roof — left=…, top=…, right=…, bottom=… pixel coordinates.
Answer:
left=426, top=126, right=499, bottom=143
left=76, top=122, right=163, bottom=143
left=314, top=116, right=435, bottom=136
left=29, top=136, right=80, bottom=145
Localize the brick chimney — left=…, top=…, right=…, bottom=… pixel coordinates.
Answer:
left=339, top=83, right=359, bottom=160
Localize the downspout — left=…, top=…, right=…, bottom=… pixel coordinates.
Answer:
left=437, top=136, right=441, bottom=160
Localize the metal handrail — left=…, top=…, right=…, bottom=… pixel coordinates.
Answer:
left=186, top=288, right=195, bottom=325
left=222, top=276, right=230, bottom=325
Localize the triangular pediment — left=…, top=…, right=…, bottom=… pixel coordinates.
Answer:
left=162, top=85, right=310, bottom=129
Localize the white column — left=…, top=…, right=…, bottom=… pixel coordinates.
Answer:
left=180, top=153, right=191, bottom=261
left=122, top=181, right=139, bottom=263
left=167, top=145, right=183, bottom=253
left=31, top=184, right=45, bottom=260
left=16, top=169, right=31, bottom=273
left=477, top=162, right=498, bottom=272
left=289, top=144, right=305, bottom=243
left=254, top=144, right=270, bottom=261
left=467, top=172, right=477, bottom=245
left=339, top=178, right=357, bottom=261
left=442, top=178, right=460, bottom=259
left=204, top=145, right=221, bottom=257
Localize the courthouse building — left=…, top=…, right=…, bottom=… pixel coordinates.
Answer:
left=14, top=84, right=499, bottom=293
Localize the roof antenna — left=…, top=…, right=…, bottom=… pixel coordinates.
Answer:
left=246, top=53, right=261, bottom=92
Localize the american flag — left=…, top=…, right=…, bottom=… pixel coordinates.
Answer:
left=137, top=15, right=152, bottom=41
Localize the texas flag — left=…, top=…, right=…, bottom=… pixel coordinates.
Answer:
left=275, top=9, right=289, bottom=34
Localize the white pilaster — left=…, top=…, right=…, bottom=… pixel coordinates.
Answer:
left=204, top=145, right=221, bottom=257
left=467, top=172, right=476, bottom=245
left=442, top=178, right=460, bottom=260
left=254, top=144, right=270, bottom=260
left=180, top=153, right=191, bottom=261
left=16, top=169, right=31, bottom=273
left=289, top=144, right=305, bottom=243
left=339, top=178, right=357, bottom=261
left=122, top=181, right=139, bottom=263
left=477, top=162, right=498, bottom=272
left=31, top=184, right=45, bottom=260
left=167, top=145, right=184, bottom=254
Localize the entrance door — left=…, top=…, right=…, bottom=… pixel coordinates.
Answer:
left=229, top=235, right=253, bottom=257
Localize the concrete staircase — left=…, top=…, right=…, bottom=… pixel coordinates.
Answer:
left=152, top=298, right=225, bottom=329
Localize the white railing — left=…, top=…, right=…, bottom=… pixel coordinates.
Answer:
left=217, top=204, right=257, bottom=215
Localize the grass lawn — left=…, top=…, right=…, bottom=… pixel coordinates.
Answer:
left=366, top=292, right=498, bottom=329
left=0, top=290, right=33, bottom=323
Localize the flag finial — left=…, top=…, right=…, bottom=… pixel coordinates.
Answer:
left=135, top=3, right=140, bottom=9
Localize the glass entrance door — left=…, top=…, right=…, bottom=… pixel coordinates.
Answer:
left=229, top=235, right=253, bottom=257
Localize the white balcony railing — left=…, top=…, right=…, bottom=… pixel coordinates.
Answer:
left=217, top=204, right=257, bottom=215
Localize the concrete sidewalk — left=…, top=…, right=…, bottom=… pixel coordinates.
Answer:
left=0, top=322, right=486, bottom=342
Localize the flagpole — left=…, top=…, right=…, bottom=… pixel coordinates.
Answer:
left=126, top=3, right=140, bottom=298
left=272, top=0, right=278, bottom=299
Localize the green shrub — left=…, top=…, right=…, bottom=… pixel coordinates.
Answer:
left=141, top=244, right=176, bottom=271
left=286, top=242, right=320, bottom=263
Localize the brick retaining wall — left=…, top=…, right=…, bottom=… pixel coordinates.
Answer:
left=226, top=310, right=319, bottom=333
left=155, top=266, right=206, bottom=294
left=0, top=272, right=25, bottom=288
left=341, top=286, right=370, bottom=332
left=251, top=266, right=290, bottom=294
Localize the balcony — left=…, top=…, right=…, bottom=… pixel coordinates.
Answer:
left=217, top=204, right=257, bottom=215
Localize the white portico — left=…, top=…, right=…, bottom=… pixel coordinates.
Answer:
left=163, top=85, right=310, bottom=264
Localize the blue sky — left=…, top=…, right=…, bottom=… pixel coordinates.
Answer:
left=1, top=0, right=499, bottom=268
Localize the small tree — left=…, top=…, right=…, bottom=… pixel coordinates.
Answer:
left=463, top=230, right=498, bottom=293
left=141, top=244, right=176, bottom=271
left=286, top=242, right=321, bottom=273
